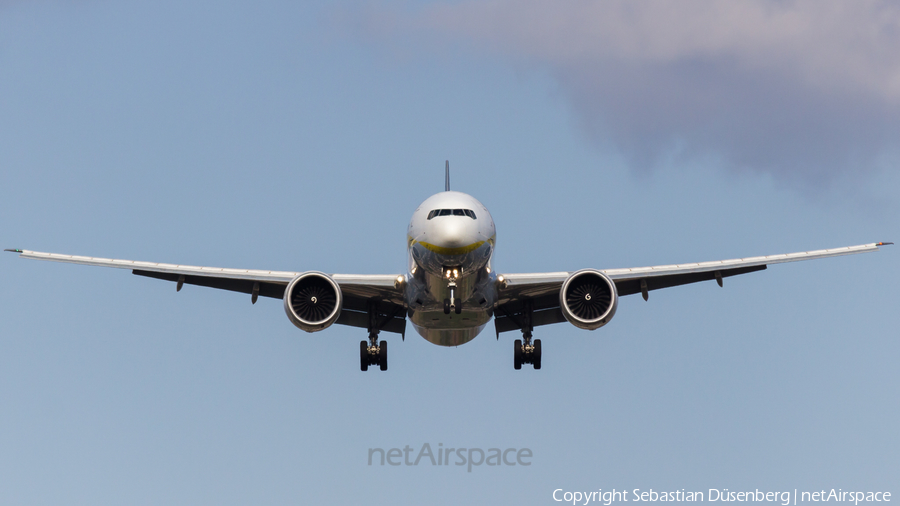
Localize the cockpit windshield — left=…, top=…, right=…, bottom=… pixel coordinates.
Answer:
left=427, top=209, right=477, bottom=220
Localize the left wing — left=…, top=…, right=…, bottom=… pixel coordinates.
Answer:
left=5, top=249, right=408, bottom=335
left=493, top=242, right=890, bottom=335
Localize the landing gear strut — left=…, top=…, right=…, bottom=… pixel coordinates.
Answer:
left=360, top=300, right=389, bottom=371
left=513, top=300, right=541, bottom=370
left=443, top=277, right=462, bottom=314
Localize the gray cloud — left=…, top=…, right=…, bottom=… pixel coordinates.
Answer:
left=351, top=0, right=900, bottom=185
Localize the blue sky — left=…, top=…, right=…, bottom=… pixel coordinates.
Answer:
left=1, top=1, right=898, bottom=504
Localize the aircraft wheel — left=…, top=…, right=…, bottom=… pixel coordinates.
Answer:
left=360, top=341, right=369, bottom=371
left=379, top=340, right=388, bottom=371
left=513, top=339, right=522, bottom=370
left=454, top=299, right=462, bottom=314
left=533, top=339, right=542, bottom=370
left=443, top=299, right=451, bottom=314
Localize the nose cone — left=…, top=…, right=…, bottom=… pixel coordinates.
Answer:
left=408, top=192, right=495, bottom=279
left=426, top=217, right=482, bottom=255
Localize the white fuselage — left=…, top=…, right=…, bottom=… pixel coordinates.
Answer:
left=405, top=191, right=498, bottom=346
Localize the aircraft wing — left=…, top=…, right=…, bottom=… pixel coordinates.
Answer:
left=5, top=249, right=408, bottom=335
left=493, top=242, right=890, bottom=335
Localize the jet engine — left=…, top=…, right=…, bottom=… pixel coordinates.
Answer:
left=283, top=272, right=343, bottom=332
left=559, top=269, right=618, bottom=330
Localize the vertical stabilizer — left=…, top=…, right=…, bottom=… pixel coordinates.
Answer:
left=445, top=160, right=450, bottom=192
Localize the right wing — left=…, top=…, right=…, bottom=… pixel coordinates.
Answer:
left=493, top=242, right=890, bottom=335
left=6, top=249, right=408, bottom=336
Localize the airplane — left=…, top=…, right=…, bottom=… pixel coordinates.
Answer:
left=6, top=162, right=892, bottom=371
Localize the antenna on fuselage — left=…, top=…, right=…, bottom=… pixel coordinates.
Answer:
left=445, top=160, right=450, bottom=191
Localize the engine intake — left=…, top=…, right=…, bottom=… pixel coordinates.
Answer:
left=560, top=269, right=618, bottom=330
left=283, top=272, right=342, bottom=332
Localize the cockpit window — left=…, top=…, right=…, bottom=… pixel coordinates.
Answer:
left=426, top=209, right=477, bottom=220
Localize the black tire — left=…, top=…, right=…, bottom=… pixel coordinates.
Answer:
left=360, top=341, right=368, bottom=371
left=379, top=340, right=388, bottom=371
left=454, top=298, right=462, bottom=314
left=533, top=339, right=542, bottom=370
left=443, top=299, right=451, bottom=314
left=513, top=339, right=522, bottom=370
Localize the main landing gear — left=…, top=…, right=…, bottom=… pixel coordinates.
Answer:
left=360, top=300, right=390, bottom=372
left=360, top=334, right=387, bottom=371
left=513, top=300, right=541, bottom=370
left=514, top=335, right=542, bottom=370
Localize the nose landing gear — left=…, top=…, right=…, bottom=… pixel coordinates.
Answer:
left=442, top=268, right=463, bottom=315
left=443, top=297, right=462, bottom=314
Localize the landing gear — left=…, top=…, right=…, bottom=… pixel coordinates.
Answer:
left=443, top=298, right=462, bottom=315
left=514, top=333, right=541, bottom=369
left=361, top=300, right=392, bottom=372
left=360, top=341, right=369, bottom=372
left=379, top=340, right=388, bottom=371
left=512, top=300, right=541, bottom=370
left=443, top=274, right=462, bottom=315
left=361, top=332, right=387, bottom=371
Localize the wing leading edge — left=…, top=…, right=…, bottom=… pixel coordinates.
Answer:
left=6, top=242, right=890, bottom=338
left=493, top=242, right=890, bottom=335
left=7, top=249, right=408, bottom=336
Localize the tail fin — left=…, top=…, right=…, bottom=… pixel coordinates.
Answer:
left=445, top=160, right=450, bottom=192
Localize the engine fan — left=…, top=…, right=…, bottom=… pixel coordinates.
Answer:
left=283, top=272, right=343, bottom=332
left=559, top=269, right=618, bottom=330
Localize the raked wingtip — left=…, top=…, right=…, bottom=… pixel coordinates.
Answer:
left=4, top=248, right=23, bottom=253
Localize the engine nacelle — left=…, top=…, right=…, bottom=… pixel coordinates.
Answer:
left=559, top=269, right=618, bottom=330
left=283, top=272, right=343, bottom=332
